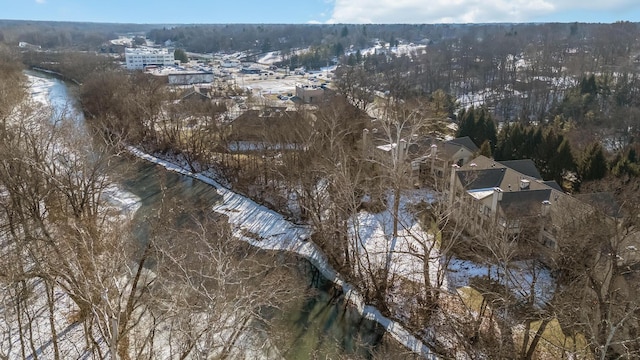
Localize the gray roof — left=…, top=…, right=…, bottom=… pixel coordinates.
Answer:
left=500, top=189, right=552, bottom=218
left=542, top=180, right=563, bottom=192
left=498, top=159, right=542, bottom=180
left=447, top=136, right=479, bottom=152
left=457, top=168, right=506, bottom=190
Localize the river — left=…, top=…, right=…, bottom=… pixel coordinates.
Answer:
left=28, top=70, right=405, bottom=359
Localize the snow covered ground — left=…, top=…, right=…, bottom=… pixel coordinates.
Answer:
left=351, top=42, right=428, bottom=57
left=240, top=71, right=330, bottom=96
left=0, top=278, right=106, bottom=359
left=26, top=71, right=83, bottom=123
left=349, top=190, right=446, bottom=289
left=448, top=258, right=555, bottom=307
left=257, top=51, right=283, bottom=65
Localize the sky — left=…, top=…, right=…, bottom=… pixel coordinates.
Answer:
left=1, top=0, right=640, bottom=24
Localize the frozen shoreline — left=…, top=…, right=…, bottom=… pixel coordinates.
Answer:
left=126, top=146, right=438, bottom=359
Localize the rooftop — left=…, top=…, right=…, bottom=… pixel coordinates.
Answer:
left=125, top=47, right=170, bottom=55
left=447, top=136, right=479, bottom=153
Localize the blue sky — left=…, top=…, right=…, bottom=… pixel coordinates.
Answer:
left=1, top=0, right=639, bottom=24
left=1, top=0, right=333, bottom=24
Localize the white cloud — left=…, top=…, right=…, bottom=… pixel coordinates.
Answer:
left=326, top=0, right=638, bottom=23
left=35, top=0, right=46, bottom=4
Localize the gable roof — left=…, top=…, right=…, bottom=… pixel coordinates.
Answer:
left=447, top=136, right=479, bottom=152
left=542, top=180, right=563, bottom=192
left=461, top=155, right=550, bottom=192
left=497, top=159, right=542, bottom=180
left=181, top=85, right=211, bottom=101
left=500, top=189, right=552, bottom=218
left=457, top=168, right=506, bottom=190
left=411, top=136, right=477, bottom=161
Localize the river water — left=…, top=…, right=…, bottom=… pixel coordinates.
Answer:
left=29, top=70, right=404, bottom=359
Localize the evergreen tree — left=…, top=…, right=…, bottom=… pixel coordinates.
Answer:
left=536, top=128, right=563, bottom=174
left=547, top=139, right=576, bottom=184
left=610, top=148, right=639, bottom=177
left=494, top=122, right=518, bottom=160
left=508, top=123, right=525, bottom=159
left=473, top=109, right=486, bottom=146
left=174, top=48, right=188, bottom=63
left=530, top=127, right=544, bottom=160
left=347, top=53, right=356, bottom=66
left=580, top=142, right=608, bottom=181
left=341, top=25, right=349, bottom=38
left=479, top=140, right=492, bottom=157
left=456, top=106, right=496, bottom=149
left=484, top=111, right=498, bottom=152
left=334, top=42, right=345, bottom=57
left=611, top=158, right=639, bottom=177
left=261, top=37, right=272, bottom=53
left=580, top=74, right=597, bottom=95
left=493, top=123, right=508, bottom=160
left=456, top=107, right=474, bottom=138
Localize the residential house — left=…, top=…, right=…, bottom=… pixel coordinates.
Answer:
left=447, top=155, right=569, bottom=253
left=411, top=136, right=479, bottom=184
left=447, top=154, right=640, bottom=266
left=226, top=106, right=307, bottom=151
left=180, top=86, right=212, bottom=102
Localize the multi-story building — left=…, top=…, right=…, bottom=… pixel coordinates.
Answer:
left=411, top=136, right=479, bottom=183
left=125, top=48, right=175, bottom=70
left=447, top=155, right=569, bottom=252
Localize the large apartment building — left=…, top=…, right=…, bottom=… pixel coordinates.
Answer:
left=125, top=48, right=175, bottom=70
left=447, top=155, right=640, bottom=266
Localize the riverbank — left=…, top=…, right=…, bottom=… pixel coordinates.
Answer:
left=23, top=71, right=416, bottom=359
left=126, top=146, right=438, bottom=359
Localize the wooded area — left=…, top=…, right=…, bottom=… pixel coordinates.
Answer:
left=2, top=20, right=640, bottom=358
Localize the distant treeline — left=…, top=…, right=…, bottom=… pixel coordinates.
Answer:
left=0, top=20, right=163, bottom=50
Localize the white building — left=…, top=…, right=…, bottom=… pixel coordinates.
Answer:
left=295, top=84, right=325, bottom=104
left=125, top=48, right=175, bottom=70
left=168, top=72, right=214, bottom=85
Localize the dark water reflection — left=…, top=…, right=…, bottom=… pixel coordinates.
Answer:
left=116, top=157, right=393, bottom=358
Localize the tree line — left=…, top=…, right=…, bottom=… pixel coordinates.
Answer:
left=15, top=27, right=640, bottom=357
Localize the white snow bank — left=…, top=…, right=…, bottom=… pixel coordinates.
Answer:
left=102, top=184, right=142, bottom=216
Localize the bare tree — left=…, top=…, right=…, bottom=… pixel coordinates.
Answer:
left=554, top=191, right=640, bottom=359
